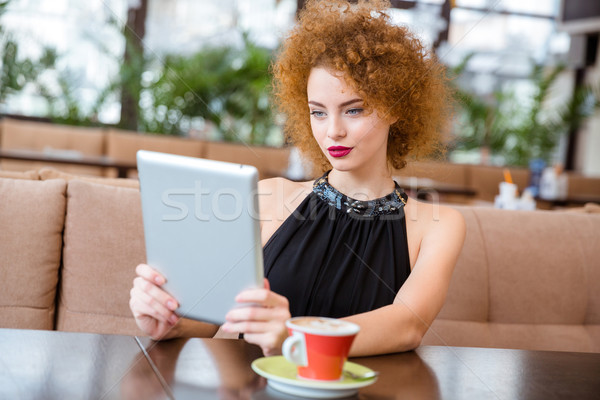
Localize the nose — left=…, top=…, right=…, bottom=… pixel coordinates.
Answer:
left=326, top=115, right=346, bottom=140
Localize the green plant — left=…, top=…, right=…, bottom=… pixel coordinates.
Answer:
left=140, top=35, right=278, bottom=145
left=451, top=55, right=600, bottom=167
left=1, top=4, right=280, bottom=146
left=37, top=68, right=115, bottom=127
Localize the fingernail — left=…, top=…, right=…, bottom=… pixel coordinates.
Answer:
left=222, top=323, right=230, bottom=332
left=169, top=315, right=178, bottom=325
left=154, top=276, right=164, bottom=285
left=166, top=300, right=177, bottom=311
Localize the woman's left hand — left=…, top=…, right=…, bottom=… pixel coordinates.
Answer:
left=222, top=279, right=290, bottom=356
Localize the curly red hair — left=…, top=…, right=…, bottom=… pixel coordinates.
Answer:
left=271, top=0, right=451, bottom=175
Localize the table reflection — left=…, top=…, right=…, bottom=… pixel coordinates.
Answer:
left=356, top=350, right=440, bottom=399
left=130, top=337, right=441, bottom=400
left=128, top=338, right=266, bottom=400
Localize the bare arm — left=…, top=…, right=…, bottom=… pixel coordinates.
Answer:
left=344, top=206, right=466, bottom=356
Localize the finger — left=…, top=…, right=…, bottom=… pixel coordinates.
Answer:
left=130, top=287, right=178, bottom=325
left=136, top=263, right=166, bottom=286
left=242, top=332, right=283, bottom=356
left=131, top=285, right=173, bottom=320
left=223, top=320, right=274, bottom=334
left=133, top=277, right=179, bottom=311
left=226, top=306, right=290, bottom=323
left=264, top=278, right=270, bottom=290
left=235, top=289, right=288, bottom=308
left=130, top=293, right=177, bottom=326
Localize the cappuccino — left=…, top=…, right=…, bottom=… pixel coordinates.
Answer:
left=283, top=316, right=360, bottom=380
left=289, top=317, right=358, bottom=335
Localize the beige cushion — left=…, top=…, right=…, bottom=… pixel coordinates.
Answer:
left=424, top=320, right=598, bottom=353
left=0, top=169, right=39, bottom=180
left=423, top=207, right=600, bottom=353
left=56, top=180, right=145, bottom=335
left=477, top=209, right=588, bottom=326
left=0, top=118, right=106, bottom=176
left=434, top=207, right=488, bottom=322
left=204, top=141, right=290, bottom=179
left=0, top=178, right=67, bottom=330
left=38, top=167, right=139, bottom=189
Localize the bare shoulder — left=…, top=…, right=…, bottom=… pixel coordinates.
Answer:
left=430, top=204, right=466, bottom=242
left=404, top=199, right=466, bottom=265
left=405, top=199, right=465, bottom=232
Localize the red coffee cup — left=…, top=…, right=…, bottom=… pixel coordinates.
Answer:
left=282, top=317, right=360, bottom=381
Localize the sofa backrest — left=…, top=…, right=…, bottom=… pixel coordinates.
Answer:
left=422, top=206, right=600, bottom=353
left=55, top=179, right=145, bottom=336
left=105, top=129, right=206, bottom=178
left=3, top=172, right=599, bottom=351
left=394, top=160, right=470, bottom=187
left=567, top=173, right=600, bottom=198
left=0, top=118, right=106, bottom=176
left=0, top=177, right=66, bottom=330
left=204, top=141, right=290, bottom=180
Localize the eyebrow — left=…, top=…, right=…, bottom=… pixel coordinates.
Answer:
left=308, top=98, right=363, bottom=108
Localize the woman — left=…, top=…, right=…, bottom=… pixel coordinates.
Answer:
left=129, top=0, right=465, bottom=357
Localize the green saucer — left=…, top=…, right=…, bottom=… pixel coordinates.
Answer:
left=251, top=356, right=377, bottom=398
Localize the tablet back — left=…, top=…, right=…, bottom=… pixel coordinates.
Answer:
left=137, top=150, right=263, bottom=325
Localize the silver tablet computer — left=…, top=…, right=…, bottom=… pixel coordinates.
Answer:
left=137, top=150, right=263, bottom=325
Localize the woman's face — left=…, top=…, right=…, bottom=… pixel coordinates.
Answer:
left=307, top=67, right=392, bottom=174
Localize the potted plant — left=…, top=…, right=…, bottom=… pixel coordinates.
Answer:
left=450, top=54, right=599, bottom=167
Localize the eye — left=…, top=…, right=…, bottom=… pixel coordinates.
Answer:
left=310, top=110, right=326, bottom=118
left=346, top=108, right=363, bottom=116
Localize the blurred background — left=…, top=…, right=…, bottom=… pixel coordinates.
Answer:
left=1, top=0, right=599, bottom=177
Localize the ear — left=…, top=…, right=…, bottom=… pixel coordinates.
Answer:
left=387, top=115, right=399, bottom=125
left=375, top=109, right=398, bottom=125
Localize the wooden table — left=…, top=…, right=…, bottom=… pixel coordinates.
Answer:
left=0, top=149, right=137, bottom=178
left=0, top=328, right=166, bottom=399
left=2, top=328, right=599, bottom=399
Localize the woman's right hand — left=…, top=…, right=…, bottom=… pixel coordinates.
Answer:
left=129, top=263, right=181, bottom=340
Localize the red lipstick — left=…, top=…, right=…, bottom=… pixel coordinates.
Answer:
left=328, top=146, right=353, bottom=158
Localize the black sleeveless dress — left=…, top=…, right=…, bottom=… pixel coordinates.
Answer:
left=263, top=171, right=411, bottom=318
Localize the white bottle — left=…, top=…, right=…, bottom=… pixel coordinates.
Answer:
left=494, top=182, right=518, bottom=210
left=539, top=167, right=558, bottom=200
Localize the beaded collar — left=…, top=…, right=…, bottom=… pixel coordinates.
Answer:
left=313, top=171, right=408, bottom=216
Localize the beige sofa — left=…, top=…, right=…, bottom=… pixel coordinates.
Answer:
left=1, top=169, right=599, bottom=353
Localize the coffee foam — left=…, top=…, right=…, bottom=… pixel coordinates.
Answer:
left=289, top=317, right=359, bottom=335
